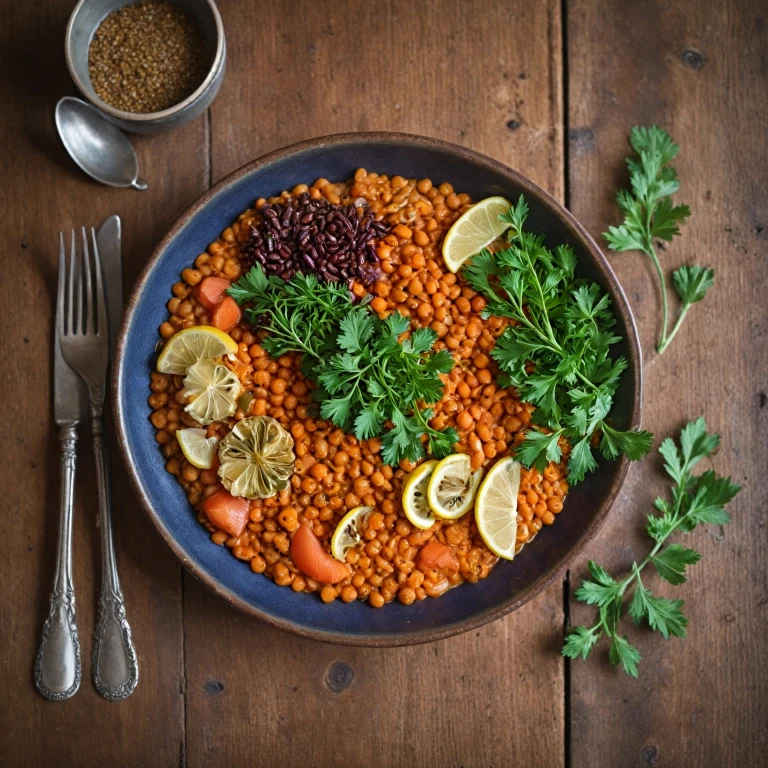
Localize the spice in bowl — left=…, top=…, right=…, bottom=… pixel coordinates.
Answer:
left=88, top=0, right=209, bottom=114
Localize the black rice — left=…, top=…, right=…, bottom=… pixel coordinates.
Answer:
left=240, top=192, right=389, bottom=286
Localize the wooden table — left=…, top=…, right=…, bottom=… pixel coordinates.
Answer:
left=2, top=1, right=766, bottom=765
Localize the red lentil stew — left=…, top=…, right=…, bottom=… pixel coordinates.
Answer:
left=149, top=170, right=570, bottom=608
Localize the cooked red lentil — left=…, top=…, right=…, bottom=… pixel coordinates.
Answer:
left=149, top=170, right=569, bottom=607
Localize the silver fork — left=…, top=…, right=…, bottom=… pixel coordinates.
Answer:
left=59, top=228, right=138, bottom=701
left=34, top=234, right=85, bottom=701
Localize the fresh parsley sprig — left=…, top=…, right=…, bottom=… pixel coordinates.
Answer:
left=563, top=418, right=740, bottom=677
left=228, top=266, right=350, bottom=363
left=604, top=126, right=714, bottom=354
left=229, top=265, right=458, bottom=465
left=463, top=196, right=652, bottom=485
left=314, top=309, right=457, bottom=464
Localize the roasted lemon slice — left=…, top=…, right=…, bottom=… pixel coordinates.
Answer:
left=401, top=460, right=438, bottom=530
left=156, top=325, right=238, bottom=375
left=331, top=506, right=373, bottom=562
left=474, top=456, right=522, bottom=560
left=427, top=453, right=483, bottom=520
left=218, top=416, right=295, bottom=499
left=176, top=428, right=219, bottom=469
left=441, top=196, right=512, bottom=273
left=183, top=359, right=240, bottom=425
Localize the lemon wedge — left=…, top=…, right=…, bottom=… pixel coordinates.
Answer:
left=217, top=416, right=295, bottom=499
left=156, top=325, right=238, bottom=375
left=474, top=456, right=522, bottom=560
left=427, top=453, right=483, bottom=520
left=331, top=506, right=373, bottom=562
left=183, top=359, right=240, bottom=425
left=176, top=428, right=219, bottom=469
left=441, top=196, right=512, bottom=273
left=401, top=460, right=439, bottom=530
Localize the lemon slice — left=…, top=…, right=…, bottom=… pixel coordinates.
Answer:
left=427, top=453, right=483, bottom=520
left=218, top=416, right=295, bottom=499
left=441, top=196, right=512, bottom=273
left=331, top=506, right=373, bottom=562
left=176, top=428, right=219, bottom=469
left=475, top=456, right=521, bottom=560
left=183, top=359, right=240, bottom=425
left=157, top=325, right=238, bottom=375
left=402, top=460, right=439, bottom=530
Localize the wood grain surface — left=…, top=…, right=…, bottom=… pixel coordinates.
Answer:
left=0, top=0, right=765, bottom=766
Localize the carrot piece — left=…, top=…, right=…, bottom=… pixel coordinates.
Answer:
left=290, top=523, right=350, bottom=584
left=201, top=489, right=250, bottom=538
left=195, top=276, right=232, bottom=312
left=416, top=540, right=459, bottom=573
left=212, top=295, right=242, bottom=333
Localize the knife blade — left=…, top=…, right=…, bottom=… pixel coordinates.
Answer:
left=96, top=214, right=123, bottom=355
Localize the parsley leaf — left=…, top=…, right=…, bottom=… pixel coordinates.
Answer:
left=599, top=423, right=654, bottom=461
left=354, top=403, right=383, bottom=441
left=562, top=625, right=602, bottom=660
left=574, top=561, right=621, bottom=607
left=608, top=633, right=642, bottom=679
left=409, top=327, right=438, bottom=355
left=427, top=425, right=460, bottom=461
left=564, top=419, right=741, bottom=677
left=567, top=437, right=598, bottom=485
left=320, top=396, right=354, bottom=429
left=380, top=410, right=425, bottom=466
left=684, top=473, right=739, bottom=527
left=649, top=544, right=701, bottom=585
left=337, top=311, right=374, bottom=354
left=629, top=582, right=688, bottom=640
left=672, top=265, right=714, bottom=308
left=514, top=430, right=563, bottom=473
left=680, top=416, right=720, bottom=467
left=603, top=125, right=712, bottom=353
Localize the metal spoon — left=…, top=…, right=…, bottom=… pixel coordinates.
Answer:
left=55, top=97, right=147, bottom=191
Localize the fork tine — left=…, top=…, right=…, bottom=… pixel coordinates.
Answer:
left=67, top=230, right=76, bottom=336
left=91, top=228, right=108, bottom=338
left=57, top=233, right=66, bottom=336
left=82, top=227, right=93, bottom=335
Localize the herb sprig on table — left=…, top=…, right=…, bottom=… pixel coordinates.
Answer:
left=229, top=266, right=458, bottom=465
left=604, top=125, right=714, bottom=353
left=463, top=196, right=653, bottom=485
left=562, top=418, right=740, bottom=677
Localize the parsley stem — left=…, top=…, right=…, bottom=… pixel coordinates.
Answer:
left=573, top=369, right=599, bottom=391
left=657, top=303, right=690, bottom=354
left=616, top=501, right=691, bottom=598
left=644, top=243, right=670, bottom=352
left=613, top=468, right=695, bottom=597
left=528, top=270, right=561, bottom=350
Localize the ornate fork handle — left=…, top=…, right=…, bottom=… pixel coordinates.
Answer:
left=91, top=410, right=138, bottom=700
left=35, top=425, right=82, bottom=700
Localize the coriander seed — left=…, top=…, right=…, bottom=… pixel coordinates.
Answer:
left=88, top=0, right=209, bottom=114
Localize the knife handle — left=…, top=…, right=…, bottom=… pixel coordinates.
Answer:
left=91, top=413, right=138, bottom=701
left=34, top=424, right=82, bottom=700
